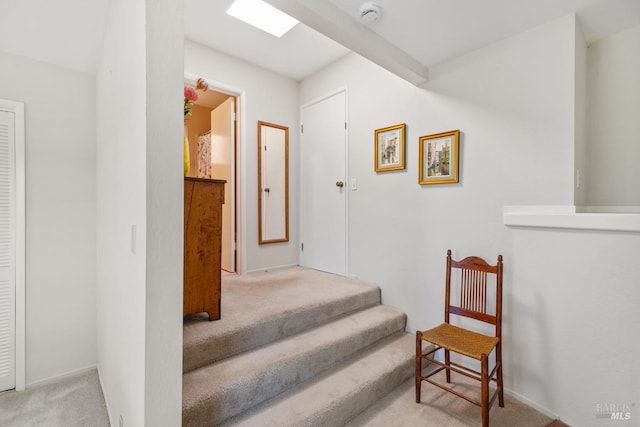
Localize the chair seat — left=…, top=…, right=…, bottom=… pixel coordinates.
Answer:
left=420, top=323, right=499, bottom=360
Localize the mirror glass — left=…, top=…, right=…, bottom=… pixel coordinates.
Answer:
left=258, top=121, right=289, bottom=244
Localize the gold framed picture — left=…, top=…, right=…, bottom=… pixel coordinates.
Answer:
left=374, top=123, right=406, bottom=172
left=418, top=130, right=460, bottom=185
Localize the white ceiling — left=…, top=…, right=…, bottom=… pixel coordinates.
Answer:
left=1, top=0, right=639, bottom=82
left=323, top=0, right=640, bottom=67
left=185, top=0, right=350, bottom=80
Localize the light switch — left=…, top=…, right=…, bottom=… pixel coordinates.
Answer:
left=131, top=224, right=137, bottom=254
left=351, top=178, right=357, bottom=191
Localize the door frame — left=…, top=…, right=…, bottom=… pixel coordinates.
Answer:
left=184, top=73, right=246, bottom=274
left=0, top=98, right=26, bottom=391
left=299, top=87, right=349, bottom=275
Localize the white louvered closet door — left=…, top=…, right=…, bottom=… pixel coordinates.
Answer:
left=0, top=110, right=15, bottom=392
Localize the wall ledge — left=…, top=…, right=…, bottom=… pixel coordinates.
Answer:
left=503, top=205, right=640, bottom=233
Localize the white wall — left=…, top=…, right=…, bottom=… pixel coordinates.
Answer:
left=301, top=14, right=639, bottom=426
left=574, top=22, right=588, bottom=206
left=508, top=228, right=640, bottom=426
left=185, top=40, right=300, bottom=273
left=96, top=0, right=146, bottom=423
left=143, top=0, right=184, bottom=424
left=0, top=50, right=96, bottom=385
left=301, top=13, right=577, bottom=330
left=96, top=0, right=183, bottom=425
left=586, top=24, right=640, bottom=206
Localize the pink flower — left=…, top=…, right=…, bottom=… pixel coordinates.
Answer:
left=184, top=78, right=208, bottom=117
left=184, top=86, right=198, bottom=102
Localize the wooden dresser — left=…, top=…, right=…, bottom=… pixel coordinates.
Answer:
left=184, top=177, right=226, bottom=320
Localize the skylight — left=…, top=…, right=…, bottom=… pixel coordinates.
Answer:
left=226, top=0, right=299, bottom=38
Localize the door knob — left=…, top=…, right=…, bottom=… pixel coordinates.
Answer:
left=336, top=181, right=344, bottom=188
left=264, top=187, right=270, bottom=193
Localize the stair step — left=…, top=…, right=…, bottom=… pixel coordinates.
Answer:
left=221, top=332, right=415, bottom=427
left=183, top=268, right=381, bottom=372
left=182, top=305, right=407, bottom=426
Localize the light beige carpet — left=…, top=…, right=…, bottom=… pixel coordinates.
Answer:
left=348, top=370, right=552, bottom=427
left=0, top=268, right=555, bottom=427
left=0, top=369, right=109, bottom=427
left=184, top=267, right=554, bottom=426
left=183, top=267, right=381, bottom=373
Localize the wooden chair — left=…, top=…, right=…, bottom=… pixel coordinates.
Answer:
left=416, top=249, right=504, bottom=427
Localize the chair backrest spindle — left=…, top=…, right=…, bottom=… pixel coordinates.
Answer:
left=460, top=268, right=488, bottom=313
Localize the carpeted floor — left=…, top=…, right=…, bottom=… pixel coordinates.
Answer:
left=183, top=267, right=381, bottom=373
left=0, top=268, right=562, bottom=426
left=0, top=367, right=555, bottom=427
left=0, top=369, right=109, bottom=427
left=348, top=369, right=553, bottom=426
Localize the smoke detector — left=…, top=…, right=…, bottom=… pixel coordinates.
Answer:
left=359, top=2, right=381, bottom=23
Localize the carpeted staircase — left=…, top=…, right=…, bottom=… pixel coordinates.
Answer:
left=182, top=267, right=415, bottom=427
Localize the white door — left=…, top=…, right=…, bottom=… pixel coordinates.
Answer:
left=211, top=98, right=235, bottom=272
left=0, top=110, right=16, bottom=392
left=301, top=90, right=347, bottom=275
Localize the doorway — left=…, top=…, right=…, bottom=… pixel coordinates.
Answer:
left=300, top=89, right=348, bottom=276
left=185, top=87, right=237, bottom=273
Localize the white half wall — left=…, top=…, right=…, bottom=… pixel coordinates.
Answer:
left=185, top=40, right=300, bottom=273
left=301, top=14, right=639, bottom=426
left=508, top=227, right=640, bottom=426
left=96, top=0, right=147, bottom=423
left=586, top=24, right=640, bottom=206
left=0, top=50, right=97, bottom=385
left=143, top=0, right=184, bottom=425
left=96, top=0, right=183, bottom=426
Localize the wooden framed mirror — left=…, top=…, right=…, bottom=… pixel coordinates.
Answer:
left=258, top=121, right=289, bottom=244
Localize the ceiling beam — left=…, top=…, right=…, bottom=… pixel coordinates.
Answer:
left=265, top=0, right=429, bottom=85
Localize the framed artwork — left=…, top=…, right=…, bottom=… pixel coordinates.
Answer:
left=374, top=123, right=406, bottom=172
left=418, top=130, right=460, bottom=185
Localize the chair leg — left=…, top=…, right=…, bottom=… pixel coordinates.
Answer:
left=481, top=353, right=489, bottom=427
left=497, top=343, right=504, bottom=407
left=415, top=331, right=422, bottom=403
left=444, top=349, right=451, bottom=383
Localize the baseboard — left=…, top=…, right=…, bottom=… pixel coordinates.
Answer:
left=97, top=365, right=114, bottom=427
left=26, top=364, right=98, bottom=388
left=504, top=386, right=558, bottom=420
left=245, top=263, right=299, bottom=274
